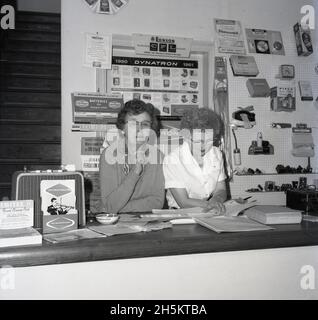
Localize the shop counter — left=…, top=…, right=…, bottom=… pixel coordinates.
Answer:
left=1, top=220, right=318, bottom=268
left=1, top=219, right=318, bottom=299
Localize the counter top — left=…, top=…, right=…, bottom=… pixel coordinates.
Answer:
left=1, top=219, right=318, bottom=268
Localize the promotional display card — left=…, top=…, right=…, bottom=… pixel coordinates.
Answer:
left=245, top=28, right=285, bottom=55
left=0, top=200, right=34, bottom=230
left=40, top=180, right=78, bottom=234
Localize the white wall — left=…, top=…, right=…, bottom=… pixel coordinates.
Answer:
left=61, top=0, right=317, bottom=191
left=18, top=0, right=61, bottom=13
left=11, top=0, right=316, bottom=300
left=1, top=246, right=318, bottom=299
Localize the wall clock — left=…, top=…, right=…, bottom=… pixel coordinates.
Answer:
left=85, top=0, right=129, bottom=14
left=280, top=64, right=295, bottom=79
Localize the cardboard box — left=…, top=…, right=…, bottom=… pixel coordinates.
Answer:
left=294, top=22, right=313, bottom=56
left=298, top=81, right=313, bottom=101
left=270, top=86, right=296, bottom=112
left=246, top=79, right=270, bottom=97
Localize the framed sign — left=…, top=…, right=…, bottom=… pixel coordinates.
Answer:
left=110, top=55, right=200, bottom=116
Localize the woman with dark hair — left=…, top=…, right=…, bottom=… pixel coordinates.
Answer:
left=99, top=99, right=165, bottom=214
left=163, top=108, right=227, bottom=213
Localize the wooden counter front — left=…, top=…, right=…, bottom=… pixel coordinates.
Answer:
left=1, top=220, right=318, bottom=268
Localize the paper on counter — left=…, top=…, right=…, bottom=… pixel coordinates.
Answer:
left=170, top=218, right=196, bottom=225
left=88, top=223, right=145, bottom=236
left=194, top=216, right=274, bottom=233
left=151, top=200, right=257, bottom=219
left=144, top=221, right=172, bottom=231
left=151, top=207, right=204, bottom=216
left=119, top=214, right=158, bottom=223
left=223, top=199, right=258, bottom=217
left=148, top=208, right=212, bottom=222
left=88, top=219, right=172, bottom=236
left=43, top=228, right=106, bottom=243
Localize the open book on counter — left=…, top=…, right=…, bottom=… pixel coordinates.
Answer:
left=194, top=216, right=274, bottom=233
left=148, top=199, right=275, bottom=233
left=150, top=200, right=258, bottom=219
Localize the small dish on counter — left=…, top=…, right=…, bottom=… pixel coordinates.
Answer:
left=96, top=213, right=119, bottom=225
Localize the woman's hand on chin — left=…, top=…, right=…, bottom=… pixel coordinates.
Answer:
left=133, top=162, right=144, bottom=176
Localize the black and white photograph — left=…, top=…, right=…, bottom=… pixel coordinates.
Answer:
left=0, top=0, right=318, bottom=308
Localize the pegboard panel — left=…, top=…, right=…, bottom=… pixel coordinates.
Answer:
left=225, top=21, right=318, bottom=197
left=227, top=30, right=318, bottom=176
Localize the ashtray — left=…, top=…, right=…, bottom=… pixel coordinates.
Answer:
left=96, top=213, right=119, bottom=225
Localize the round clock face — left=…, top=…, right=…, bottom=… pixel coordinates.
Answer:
left=273, top=41, right=283, bottom=51
left=281, top=65, right=294, bottom=78
left=256, top=40, right=269, bottom=53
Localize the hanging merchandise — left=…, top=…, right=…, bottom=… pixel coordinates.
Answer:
left=270, top=122, right=292, bottom=129
left=229, top=55, right=259, bottom=77
left=298, top=81, right=313, bottom=101
left=245, top=28, right=285, bottom=55
left=246, top=79, right=270, bottom=97
left=213, top=57, right=232, bottom=177
left=84, top=0, right=129, bottom=15
left=248, top=132, right=274, bottom=155
left=231, top=106, right=256, bottom=129
left=230, top=106, right=255, bottom=166
left=279, top=65, right=295, bottom=79
left=257, top=132, right=263, bottom=148
left=291, top=124, right=315, bottom=158
left=270, top=86, right=296, bottom=112
left=231, top=129, right=241, bottom=166
left=293, top=22, right=313, bottom=56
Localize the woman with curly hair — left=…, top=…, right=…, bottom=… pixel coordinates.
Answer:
left=99, top=99, right=165, bottom=214
left=163, top=108, right=227, bottom=213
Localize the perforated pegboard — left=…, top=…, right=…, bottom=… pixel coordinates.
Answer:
left=227, top=24, right=318, bottom=195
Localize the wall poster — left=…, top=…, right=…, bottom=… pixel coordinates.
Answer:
left=71, top=92, right=123, bottom=131
left=110, top=56, right=200, bottom=116
left=81, top=138, right=104, bottom=214
left=132, top=33, right=193, bottom=58
left=81, top=137, right=104, bottom=172
left=84, top=33, right=112, bottom=69
left=214, top=19, right=246, bottom=54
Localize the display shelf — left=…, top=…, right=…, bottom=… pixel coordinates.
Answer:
left=244, top=191, right=285, bottom=193
left=235, top=172, right=318, bottom=177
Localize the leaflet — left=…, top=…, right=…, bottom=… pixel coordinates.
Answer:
left=151, top=200, right=257, bottom=218
left=43, top=228, right=105, bottom=243
left=194, top=216, right=274, bottom=233
left=0, top=200, right=34, bottom=229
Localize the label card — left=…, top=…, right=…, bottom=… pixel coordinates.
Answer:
left=40, top=180, right=78, bottom=234
left=0, top=200, right=34, bottom=229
